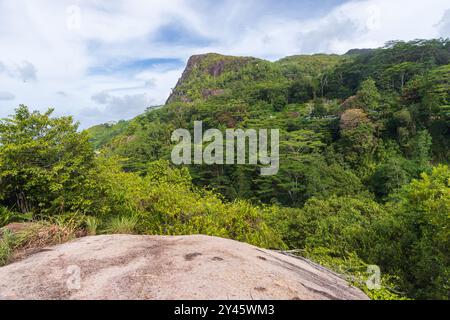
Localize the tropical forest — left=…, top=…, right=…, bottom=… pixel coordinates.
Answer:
left=1, top=39, right=449, bottom=300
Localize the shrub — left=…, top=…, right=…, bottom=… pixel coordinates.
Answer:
left=0, top=106, right=97, bottom=216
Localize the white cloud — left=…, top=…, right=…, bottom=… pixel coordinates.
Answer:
left=79, top=92, right=154, bottom=127
left=0, top=0, right=449, bottom=128
left=16, top=61, right=37, bottom=82
left=438, top=9, right=450, bottom=36
left=215, top=0, right=450, bottom=56
left=0, top=60, right=37, bottom=82
left=91, top=91, right=110, bottom=104
left=0, top=91, right=15, bottom=101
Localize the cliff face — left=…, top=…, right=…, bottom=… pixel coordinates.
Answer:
left=0, top=235, right=369, bottom=300
left=166, top=53, right=259, bottom=104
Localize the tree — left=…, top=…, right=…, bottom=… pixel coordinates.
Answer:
left=288, top=77, right=315, bottom=103
left=383, top=62, right=421, bottom=91
left=277, top=130, right=325, bottom=205
left=370, top=157, right=411, bottom=199
left=339, top=122, right=377, bottom=168
left=357, top=78, right=381, bottom=111
left=0, top=105, right=96, bottom=215
left=280, top=195, right=388, bottom=256
left=386, top=165, right=450, bottom=299
left=339, top=108, right=370, bottom=130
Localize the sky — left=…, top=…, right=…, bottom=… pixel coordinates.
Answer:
left=0, top=0, right=450, bottom=128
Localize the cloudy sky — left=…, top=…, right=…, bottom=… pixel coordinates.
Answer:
left=1, top=0, right=449, bottom=128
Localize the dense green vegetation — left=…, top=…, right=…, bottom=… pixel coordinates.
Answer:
left=87, top=120, right=130, bottom=149
left=1, top=39, right=449, bottom=299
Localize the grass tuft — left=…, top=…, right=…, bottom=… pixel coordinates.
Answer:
left=105, top=215, right=138, bottom=234
left=85, top=216, right=100, bottom=236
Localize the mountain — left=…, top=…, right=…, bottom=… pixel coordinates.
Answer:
left=83, top=39, right=450, bottom=300
left=166, top=53, right=260, bottom=104
left=87, top=120, right=130, bottom=149
left=88, top=40, right=449, bottom=177
left=87, top=52, right=348, bottom=149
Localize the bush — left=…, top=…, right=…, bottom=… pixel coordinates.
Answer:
left=73, top=158, right=284, bottom=248
left=0, top=106, right=97, bottom=216
left=302, top=246, right=405, bottom=300
left=384, top=165, right=450, bottom=299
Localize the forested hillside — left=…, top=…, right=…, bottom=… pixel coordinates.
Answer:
left=1, top=39, right=449, bottom=300
left=91, top=39, right=449, bottom=205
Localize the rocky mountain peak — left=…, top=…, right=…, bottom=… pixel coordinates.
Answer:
left=166, top=53, right=259, bottom=104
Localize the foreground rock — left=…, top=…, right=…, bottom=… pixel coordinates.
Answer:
left=0, top=235, right=368, bottom=300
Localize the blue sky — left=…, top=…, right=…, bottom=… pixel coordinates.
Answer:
left=0, top=0, right=449, bottom=128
